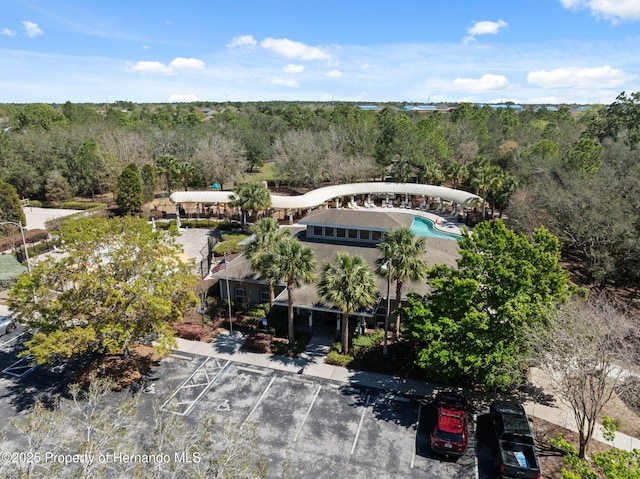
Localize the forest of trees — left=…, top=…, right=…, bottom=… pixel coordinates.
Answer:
left=1, top=93, right=640, bottom=288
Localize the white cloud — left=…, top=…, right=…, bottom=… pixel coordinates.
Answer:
left=451, top=74, right=511, bottom=92
left=284, top=64, right=304, bottom=73
left=169, top=93, right=200, bottom=102
left=22, top=21, right=43, bottom=38
left=468, top=19, right=508, bottom=36
left=559, top=0, right=640, bottom=22
left=326, top=70, right=342, bottom=78
left=527, top=65, right=636, bottom=88
left=268, top=77, right=299, bottom=87
left=128, top=61, right=173, bottom=75
left=1, top=28, right=16, bottom=36
left=169, top=57, right=205, bottom=70
left=261, top=37, right=331, bottom=60
left=128, top=57, right=205, bottom=75
left=227, top=35, right=257, bottom=48
left=464, top=19, right=507, bottom=43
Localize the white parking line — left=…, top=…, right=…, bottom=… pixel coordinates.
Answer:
left=237, top=366, right=270, bottom=375
left=2, top=355, right=37, bottom=378
left=0, top=331, right=26, bottom=348
left=161, top=357, right=231, bottom=416
left=241, top=375, right=276, bottom=427
left=293, top=385, right=321, bottom=442
left=411, top=403, right=423, bottom=469
left=351, top=394, right=371, bottom=455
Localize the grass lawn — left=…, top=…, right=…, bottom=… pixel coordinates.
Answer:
left=244, top=162, right=275, bottom=184
left=212, top=232, right=250, bottom=255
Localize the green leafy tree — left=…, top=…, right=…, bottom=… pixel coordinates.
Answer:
left=140, top=163, right=158, bottom=204
left=262, top=237, right=316, bottom=348
left=115, top=163, right=144, bottom=214
left=15, top=103, right=68, bottom=131
left=230, top=182, right=272, bottom=227
left=8, top=216, right=197, bottom=364
left=564, top=137, right=604, bottom=174
left=375, top=227, right=428, bottom=338
left=318, top=252, right=378, bottom=354
left=44, top=170, right=72, bottom=202
left=402, top=220, right=571, bottom=388
left=0, top=179, right=26, bottom=225
left=245, top=218, right=290, bottom=306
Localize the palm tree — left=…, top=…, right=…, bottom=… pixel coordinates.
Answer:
left=375, top=227, right=428, bottom=338
left=446, top=162, right=469, bottom=189
left=318, top=253, right=378, bottom=355
left=245, top=218, right=290, bottom=307
left=155, top=155, right=180, bottom=193
left=230, top=182, right=272, bottom=228
left=471, top=166, right=504, bottom=219
left=262, top=237, right=316, bottom=348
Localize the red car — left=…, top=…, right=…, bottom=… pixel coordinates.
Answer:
left=430, top=391, right=469, bottom=457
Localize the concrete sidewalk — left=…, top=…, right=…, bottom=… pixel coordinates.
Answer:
left=173, top=332, right=640, bottom=452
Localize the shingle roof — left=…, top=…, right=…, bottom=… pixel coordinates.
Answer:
left=299, top=209, right=412, bottom=230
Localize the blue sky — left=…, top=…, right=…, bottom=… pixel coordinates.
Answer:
left=2, top=0, right=640, bottom=104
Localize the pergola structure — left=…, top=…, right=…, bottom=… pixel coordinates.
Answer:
left=169, top=182, right=483, bottom=225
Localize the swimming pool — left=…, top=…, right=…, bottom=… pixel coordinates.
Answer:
left=410, top=216, right=461, bottom=240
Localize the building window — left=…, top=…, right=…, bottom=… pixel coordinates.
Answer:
left=313, top=226, right=322, bottom=236
left=325, top=227, right=334, bottom=237
left=234, top=287, right=245, bottom=302
left=348, top=229, right=358, bottom=239
left=259, top=288, right=269, bottom=303
left=337, top=228, right=346, bottom=238
left=359, top=230, right=370, bottom=241
left=371, top=230, right=382, bottom=241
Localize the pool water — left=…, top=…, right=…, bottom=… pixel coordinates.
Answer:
left=410, top=216, right=461, bottom=240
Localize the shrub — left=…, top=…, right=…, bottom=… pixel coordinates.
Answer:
left=213, top=241, right=242, bottom=255
left=325, top=350, right=354, bottom=367
left=352, top=331, right=385, bottom=353
left=243, top=333, right=272, bottom=353
left=243, top=303, right=269, bottom=318
left=172, top=323, right=205, bottom=341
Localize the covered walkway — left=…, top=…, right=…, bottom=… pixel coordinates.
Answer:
left=169, top=182, right=483, bottom=225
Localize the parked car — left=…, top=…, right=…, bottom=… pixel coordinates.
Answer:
left=430, top=391, right=469, bottom=457
left=0, top=316, right=17, bottom=335
left=490, top=400, right=541, bottom=479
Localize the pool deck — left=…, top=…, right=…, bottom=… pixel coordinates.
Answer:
left=347, top=205, right=466, bottom=236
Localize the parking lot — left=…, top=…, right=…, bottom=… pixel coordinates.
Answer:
left=0, top=330, right=492, bottom=479
left=139, top=352, right=478, bottom=479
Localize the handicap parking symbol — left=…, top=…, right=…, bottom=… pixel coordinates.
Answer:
left=216, top=399, right=231, bottom=412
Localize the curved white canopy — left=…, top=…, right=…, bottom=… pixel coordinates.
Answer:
left=169, top=182, right=483, bottom=209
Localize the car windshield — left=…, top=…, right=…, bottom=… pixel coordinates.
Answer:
left=434, top=428, right=463, bottom=443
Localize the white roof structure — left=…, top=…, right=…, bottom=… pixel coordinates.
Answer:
left=169, top=182, right=483, bottom=209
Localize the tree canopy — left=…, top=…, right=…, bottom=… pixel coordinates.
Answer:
left=0, top=179, right=25, bottom=225
left=402, top=220, right=572, bottom=388
left=318, top=252, right=377, bottom=354
left=115, top=163, right=144, bottom=214
left=375, top=227, right=428, bottom=337
left=261, top=237, right=316, bottom=347
left=8, top=216, right=198, bottom=364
